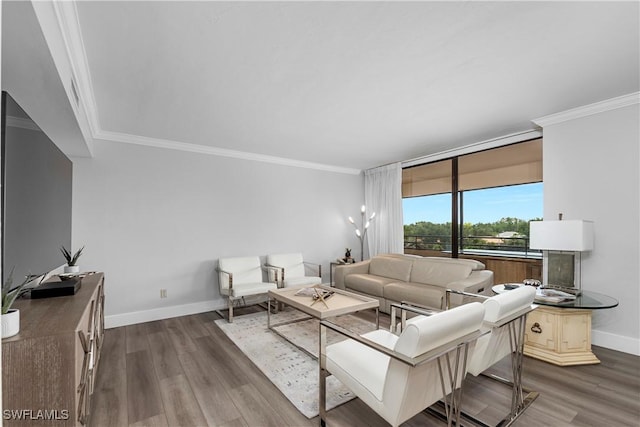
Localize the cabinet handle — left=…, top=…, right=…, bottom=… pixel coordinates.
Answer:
left=531, top=322, right=542, bottom=334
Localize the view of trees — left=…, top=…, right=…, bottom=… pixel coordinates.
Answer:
left=404, top=217, right=543, bottom=252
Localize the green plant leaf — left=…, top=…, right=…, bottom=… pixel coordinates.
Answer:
left=60, top=245, right=84, bottom=266
left=1, top=269, right=32, bottom=315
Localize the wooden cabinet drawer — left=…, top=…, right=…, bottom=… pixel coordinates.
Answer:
left=525, top=308, right=556, bottom=351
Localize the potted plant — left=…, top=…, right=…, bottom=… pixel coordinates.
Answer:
left=2, top=270, right=31, bottom=338
left=61, top=245, right=84, bottom=273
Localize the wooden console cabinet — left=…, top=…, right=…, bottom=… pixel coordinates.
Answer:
left=2, top=273, right=105, bottom=426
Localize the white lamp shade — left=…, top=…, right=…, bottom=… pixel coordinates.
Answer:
left=529, top=220, right=594, bottom=251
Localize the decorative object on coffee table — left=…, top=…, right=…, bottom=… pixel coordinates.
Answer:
left=347, top=205, right=376, bottom=261
left=60, top=245, right=85, bottom=273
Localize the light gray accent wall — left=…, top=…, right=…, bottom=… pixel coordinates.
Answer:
left=72, top=141, right=364, bottom=320
left=541, top=103, right=639, bottom=353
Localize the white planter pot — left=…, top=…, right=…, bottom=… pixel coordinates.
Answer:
left=64, top=265, right=80, bottom=273
left=2, top=309, right=20, bottom=338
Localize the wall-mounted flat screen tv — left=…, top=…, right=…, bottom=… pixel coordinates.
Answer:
left=1, top=91, right=72, bottom=286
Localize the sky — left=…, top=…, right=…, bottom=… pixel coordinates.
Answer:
left=403, top=183, right=543, bottom=225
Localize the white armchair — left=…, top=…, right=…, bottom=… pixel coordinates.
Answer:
left=319, top=302, right=485, bottom=427
left=447, top=285, right=538, bottom=426
left=216, top=256, right=277, bottom=322
left=265, top=253, right=321, bottom=288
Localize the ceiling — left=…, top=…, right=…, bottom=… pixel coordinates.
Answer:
left=4, top=1, right=640, bottom=172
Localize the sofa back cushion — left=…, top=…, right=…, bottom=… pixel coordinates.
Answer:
left=409, top=258, right=473, bottom=287
left=266, top=253, right=305, bottom=278
left=218, top=256, right=262, bottom=291
left=369, top=256, right=413, bottom=282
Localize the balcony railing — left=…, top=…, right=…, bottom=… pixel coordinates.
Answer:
left=404, top=235, right=541, bottom=258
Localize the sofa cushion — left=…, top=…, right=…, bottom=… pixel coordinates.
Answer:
left=409, top=258, right=473, bottom=287
left=344, top=274, right=395, bottom=297
left=383, top=282, right=444, bottom=310
left=369, top=256, right=413, bottom=282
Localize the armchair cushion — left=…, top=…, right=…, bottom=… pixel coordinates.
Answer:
left=266, top=253, right=305, bottom=278
left=282, top=276, right=322, bottom=287
left=266, top=253, right=321, bottom=287
left=394, top=302, right=484, bottom=358
left=227, top=282, right=276, bottom=298
left=325, top=332, right=390, bottom=401
left=483, top=285, right=536, bottom=323
left=217, top=256, right=276, bottom=295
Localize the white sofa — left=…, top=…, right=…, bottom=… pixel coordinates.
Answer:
left=334, top=253, right=493, bottom=313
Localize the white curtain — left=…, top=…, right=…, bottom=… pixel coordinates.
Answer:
left=364, top=162, right=404, bottom=257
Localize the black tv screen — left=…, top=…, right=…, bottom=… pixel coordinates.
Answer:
left=1, top=91, right=72, bottom=286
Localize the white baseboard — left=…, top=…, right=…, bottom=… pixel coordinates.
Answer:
left=592, top=329, right=640, bottom=356
left=105, top=300, right=227, bottom=329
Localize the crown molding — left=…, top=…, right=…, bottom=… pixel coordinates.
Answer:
left=51, top=0, right=101, bottom=138
left=533, top=92, right=640, bottom=127
left=95, top=130, right=362, bottom=175
left=402, top=129, right=542, bottom=167
left=6, top=116, right=40, bottom=131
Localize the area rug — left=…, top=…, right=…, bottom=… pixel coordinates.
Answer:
left=215, top=309, right=377, bottom=418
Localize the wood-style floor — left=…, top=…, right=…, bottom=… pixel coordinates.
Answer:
left=89, top=307, right=640, bottom=426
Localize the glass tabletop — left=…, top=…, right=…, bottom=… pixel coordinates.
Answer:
left=534, top=289, right=619, bottom=309
left=493, top=284, right=619, bottom=309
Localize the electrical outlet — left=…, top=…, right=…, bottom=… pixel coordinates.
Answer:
left=160, top=289, right=167, bottom=298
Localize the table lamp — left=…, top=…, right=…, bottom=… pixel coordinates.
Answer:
left=529, top=215, right=594, bottom=294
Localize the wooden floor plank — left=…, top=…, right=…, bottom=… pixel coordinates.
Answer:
left=192, top=334, right=254, bottom=390
left=129, top=414, right=169, bottom=427
left=147, top=331, right=184, bottom=379
left=90, top=328, right=129, bottom=427
left=163, top=316, right=199, bottom=354
left=125, top=323, right=151, bottom=354
left=142, top=319, right=166, bottom=334
left=125, top=350, right=164, bottom=424
left=227, top=383, right=287, bottom=427
left=178, top=313, right=210, bottom=339
left=158, top=374, right=208, bottom=427
left=179, top=347, right=243, bottom=426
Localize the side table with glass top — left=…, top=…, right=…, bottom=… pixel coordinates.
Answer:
left=493, top=284, right=619, bottom=366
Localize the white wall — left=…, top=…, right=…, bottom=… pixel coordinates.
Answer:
left=72, top=141, right=364, bottom=327
left=541, top=102, right=639, bottom=355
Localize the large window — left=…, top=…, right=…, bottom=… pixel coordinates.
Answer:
left=402, top=139, right=542, bottom=259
